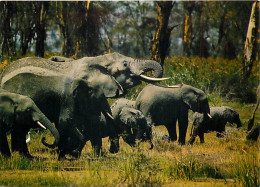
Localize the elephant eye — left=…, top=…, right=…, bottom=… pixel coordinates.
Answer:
left=26, top=108, right=32, bottom=112
left=123, top=60, right=128, bottom=67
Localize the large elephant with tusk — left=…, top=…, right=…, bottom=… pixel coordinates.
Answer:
left=0, top=52, right=167, bottom=159
left=0, top=89, right=59, bottom=158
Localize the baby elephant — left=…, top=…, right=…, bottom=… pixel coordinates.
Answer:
left=0, top=89, right=60, bottom=158
left=100, top=98, right=153, bottom=149
left=188, top=106, right=241, bottom=144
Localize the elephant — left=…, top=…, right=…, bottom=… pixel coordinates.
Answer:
left=99, top=98, right=153, bottom=149
left=188, top=106, right=242, bottom=144
left=0, top=52, right=166, bottom=159
left=0, top=88, right=60, bottom=158
left=135, top=84, right=211, bottom=145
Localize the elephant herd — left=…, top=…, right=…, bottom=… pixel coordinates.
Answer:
left=0, top=53, right=258, bottom=160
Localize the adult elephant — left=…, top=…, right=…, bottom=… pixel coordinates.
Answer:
left=188, top=106, right=241, bottom=144
left=0, top=52, right=166, bottom=159
left=0, top=89, right=59, bottom=158
left=135, top=84, right=211, bottom=145
left=99, top=98, right=153, bottom=149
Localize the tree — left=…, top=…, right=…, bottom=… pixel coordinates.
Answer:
left=241, top=1, right=259, bottom=81
left=56, top=1, right=106, bottom=58
left=35, top=2, right=49, bottom=57
left=183, top=2, right=195, bottom=57
left=150, top=1, right=177, bottom=66
left=0, top=2, right=17, bottom=59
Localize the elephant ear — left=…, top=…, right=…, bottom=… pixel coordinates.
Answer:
left=88, top=64, right=124, bottom=98
left=181, top=85, right=199, bottom=112
left=223, top=107, right=235, bottom=123
left=0, top=94, right=16, bottom=119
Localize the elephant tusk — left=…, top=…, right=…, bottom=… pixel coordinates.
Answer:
left=207, top=113, right=212, bottom=119
left=106, top=112, right=114, bottom=120
left=140, top=74, right=170, bottom=82
left=26, top=132, right=31, bottom=144
left=37, top=121, right=47, bottom=129
left=167, top=85, right=181, bottom=88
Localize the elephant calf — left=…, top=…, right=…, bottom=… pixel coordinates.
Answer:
left=0, top=89, right=59, bottom=158
left=100, top=98, right=153, bottom=149
left=188, top=106, right=241, bottom=144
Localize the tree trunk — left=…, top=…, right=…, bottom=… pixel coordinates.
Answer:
left=150, top=1, right=174, bottom=67
left=241, top=1, right=259, bottom=81
left=35, top=2, right=49, bottom=57
left=183, top=2, right=195, bottom=56
left=1, top=2, right=16, bottom=58
left=56, top=2, right=76, bottom=57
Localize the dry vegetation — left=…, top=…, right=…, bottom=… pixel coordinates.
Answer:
left=0, top=56, right=259, bottom=186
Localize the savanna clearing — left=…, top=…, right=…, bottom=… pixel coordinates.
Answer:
left=0, top=56, right=259, bottom=186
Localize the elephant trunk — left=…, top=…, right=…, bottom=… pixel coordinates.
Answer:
left=142, top=60, right=163, bottom=78
left=131, top=59, right=164, bottom=79
left=39, top=114, right=60, bottom=149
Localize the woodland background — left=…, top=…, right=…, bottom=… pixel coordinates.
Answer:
left=0, top=1, right=259, bottom=186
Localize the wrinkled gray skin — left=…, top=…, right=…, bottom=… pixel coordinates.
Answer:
left=0, top=52, right=164, bottom=159
left=0, top=89, right=60, bottom=158
left=135, top=84, right=210, bottom=145
left=188, top=106, right=242, bottom=144
left=99, top=98, right=153, bottom=149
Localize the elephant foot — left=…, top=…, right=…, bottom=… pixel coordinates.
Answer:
left=109, top=144, right=119, bottom=154
left=109, top=139, right=119, bottom=154
left=58, top=151, right=67, bottom=161
left=1, top=152, right=11, bottom=158
left=187, top=138, right=195, bottom=145
left=162, top=135, right=171, bottom=141
left=69, top=150, right=81, bottom=159
left=216, top=132, right=225, bottom=138
left=178, top=140, right=185, bottom=146
left=20, top=153, right=34, bottom=160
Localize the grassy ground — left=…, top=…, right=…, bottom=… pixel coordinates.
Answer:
left=0, top=56, right=259, bottom=186
left=0, top=98, right=259, bottom=186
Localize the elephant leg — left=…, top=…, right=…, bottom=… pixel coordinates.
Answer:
left=90, top=137, right=102, bottom=157
left=216, top=124, right=226, bottom=137
left=188, top=128, right=198, bottom=145
left=198, top=130, right=205, bottom=143
left=58, top=150, right=66, bottom=161
left=178, top=113, right=188, bottom=145
left=11, top=129, right=32, bottom=158
left=122, top=133, right=136, bottom=147
left=165, top=119, right=177, bottom=141
left=109, top=135, right=119, bottom=154
left=105, top=117, right=119, bottom=154
left=188, top=119, right=200, bottom=145
left=0, top=128, right=11, bottom=157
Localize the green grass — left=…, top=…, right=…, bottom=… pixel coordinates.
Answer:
left=0, top=56, right=259, bottom=186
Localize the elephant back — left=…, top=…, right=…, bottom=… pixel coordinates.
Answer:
left=0, top=57, right=75, bottom=85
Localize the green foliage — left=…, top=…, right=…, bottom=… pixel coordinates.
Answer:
left=126, top=56, right=259, bottom=102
